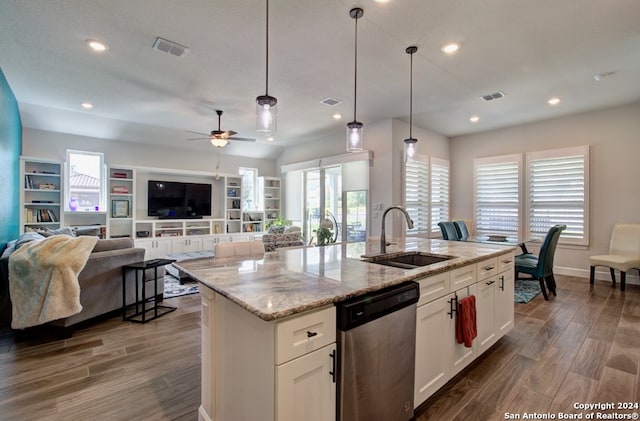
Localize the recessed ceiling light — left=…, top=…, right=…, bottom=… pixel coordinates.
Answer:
left=81, top=102, right=94, bottom=109
left=374, top=0, right=391, bottom=3
left=86, top=39, right=108, bottom=52
left=547, top=97, right=561, bottom=106
left=332, top=113, right=342, bottom=120
left=470, top=116, right=480, bottom=123
left=441, top=42, right=461, bottom=54
left=267, top=136, right=275, bottom=142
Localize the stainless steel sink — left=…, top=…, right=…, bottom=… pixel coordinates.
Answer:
left=364, top=251, right=454, bottom=269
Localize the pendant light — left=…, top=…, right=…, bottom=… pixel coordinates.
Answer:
left=404, top=46, right=418, bottom=161
left=256, top=0, right=277, bottom=135
left=346, top=7, right=364, bottom=152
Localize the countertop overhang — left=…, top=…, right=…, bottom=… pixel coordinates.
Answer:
left=174, top=238, right=516, bottom=321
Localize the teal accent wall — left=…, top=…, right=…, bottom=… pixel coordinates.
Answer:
left=0, top=67, right=22, bottom=250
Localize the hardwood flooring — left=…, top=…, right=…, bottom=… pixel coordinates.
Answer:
left=0, top=275, right=638, bottom=420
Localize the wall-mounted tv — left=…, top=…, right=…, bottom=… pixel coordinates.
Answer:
left=147, top=180, right=212, bottom=218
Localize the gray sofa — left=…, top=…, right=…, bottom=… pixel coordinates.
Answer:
left=0, top=235, right=163, bottom=332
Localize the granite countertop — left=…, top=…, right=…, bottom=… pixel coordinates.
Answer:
left=174, top=238, right=516, bottom=322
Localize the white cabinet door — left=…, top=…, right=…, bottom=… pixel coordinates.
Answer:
left=276, top=343, right=336, bottom=421
left=476, top=276, right=498, bottom=354
left=448, top=284, right=477, bottom=373
left=495, top=269, right=515, bottom=336
left=171, top=237, right=203, bottom=254
left=414, top=295, right=450, bottom=408
left=136, top=238, right=173, bottom=259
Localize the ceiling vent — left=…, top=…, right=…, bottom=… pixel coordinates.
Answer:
left=481, top=91, right=506, bottom=101
left=321, top=97, right=342, bottom=106
left=153, top=37, right=189, bottom=57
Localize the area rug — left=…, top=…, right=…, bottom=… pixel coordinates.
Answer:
left=514, top=279, right=541, bottom=303
left=163, top=275, right=199, bottom=299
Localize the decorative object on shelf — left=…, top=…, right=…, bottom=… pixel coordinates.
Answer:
left=112, top=172, right=128, bottom=178
left=256, top=0, right=277, bottom=136
left=112, top=200, right=130, bottom=218
left=404, top=45, right=418, bottom=161
left=38, top=183, right=56, bottom=190
left=346, top=7, right=364, bottom=152
left=69, top=197, right=79, bottom=211
left=111, top=185, right=129, bottom=194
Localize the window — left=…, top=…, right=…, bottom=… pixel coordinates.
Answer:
left=473, top=146, right=589, bottom=245
left=430, top=158, right=450, bottom=235
left=405, top=158, right=429, bottom=234
left=404, top=156, right=450, bottom=236
left=65, top=150, right=105, bottom=212
left=526, top=146, right=589, bottom=245
left=474, top=154, right=521, bottom=238
left=239, top=167, right=258, bottom=211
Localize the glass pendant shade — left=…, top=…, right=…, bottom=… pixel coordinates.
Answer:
left=256, top=95, right=277, bottom=134
left=404, top=138, right=417, bottom=161
left=346, top=121, right=364, bottom=152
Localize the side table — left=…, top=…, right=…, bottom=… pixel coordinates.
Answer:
left=122, top=258, right=177, bottom=323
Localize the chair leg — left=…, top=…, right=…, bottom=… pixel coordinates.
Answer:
left=545, top=275, right=557, bottom=296
left=610, top=267, right=616, bottom=287
left=538, top=277, right=549, bottom=300
left=621, top=271, right=626, bottom=292
left=590, top=266, right=596, bottom=285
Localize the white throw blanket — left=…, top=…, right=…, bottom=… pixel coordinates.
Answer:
left=9, top=234, right=98, bottom=329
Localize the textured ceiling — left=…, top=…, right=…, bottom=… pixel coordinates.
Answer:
left=1, top=0, right=639, bottom=159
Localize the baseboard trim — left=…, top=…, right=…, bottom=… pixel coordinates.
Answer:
left=555, top=265, right=640, bottom=286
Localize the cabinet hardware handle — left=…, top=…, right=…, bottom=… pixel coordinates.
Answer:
left=447, top=295, right=458, bottom=319
left=307, top=331, right=318, bottom=338
left=500, top=275, right=505, bottom=291
left=483, top=265, right=495, bottom=271
left=503, top=260, right=512, bottom=264
left=486, top=280, right=495, bottom=286
left=329, top=350, right=336, bottom=383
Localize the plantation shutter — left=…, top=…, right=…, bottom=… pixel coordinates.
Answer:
left=526, top=146, right=589, bottom=245
left=474, top=155, right=521, bottom=238
left=430, top=158, right=450, bottom=234
left=405, top=157, right=429, bottom=234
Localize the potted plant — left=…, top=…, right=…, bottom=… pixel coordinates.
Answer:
left=315, top=227, right=334, bottom=246
left=265, top=215, right=291, bottom=230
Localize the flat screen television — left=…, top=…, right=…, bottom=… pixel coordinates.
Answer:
left=147, top=180, right=212, bottom=218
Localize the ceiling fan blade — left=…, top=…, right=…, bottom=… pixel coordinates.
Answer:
left=186, top=130, right=209, bottom=136
left=228, top=137, right=256, bottom=142
left=187, top=137, right=209, bottom=141
left=224, top=130, right=238, bottom=137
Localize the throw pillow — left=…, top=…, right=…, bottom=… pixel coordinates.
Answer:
left=268, top=225, right=285, bottom=235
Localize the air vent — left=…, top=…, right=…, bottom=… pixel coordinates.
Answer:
left=481, top=91, right=506, bottom=102
left=153, top=37, right=189, bottom=57
left=321, top=97, right=342, bottom=106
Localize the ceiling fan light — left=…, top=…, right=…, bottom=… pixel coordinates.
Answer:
left=256, top=95, right=277, bottom=134
left=210, top=137, right=229, bottom=148
left=346, top=121, right=364, bottom=152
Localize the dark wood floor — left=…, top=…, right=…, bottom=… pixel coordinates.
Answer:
left=0, top=275, right=638, bottom=420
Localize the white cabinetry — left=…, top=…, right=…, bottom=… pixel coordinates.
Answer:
left=135, top=238, right=173, bottom=260
left=414, top=252, right=515, bottom=409
left=199, top=286, right=336, bottom=421
left=107, top=167, right=135, bottom=238
left=19, top=157, right=62, bottom=233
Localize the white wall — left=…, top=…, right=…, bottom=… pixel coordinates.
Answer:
left=450, top=101, right=640, bottom=280
left=22, top=128, right=277, bottom=177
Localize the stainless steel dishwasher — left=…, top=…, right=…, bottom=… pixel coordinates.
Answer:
left=337, top=281, right=419, bottom=421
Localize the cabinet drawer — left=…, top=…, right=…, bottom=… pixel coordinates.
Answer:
left=417, top=272, right=450, bottom=306
left=450, top=264, right=477, bottom=290
left=276, top=306, right=336, bottom=365
left=498, top=252, right=515, bottom=272
left=477, top=257, right=498, bottom=281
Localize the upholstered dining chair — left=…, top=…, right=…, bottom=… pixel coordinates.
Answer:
left=515, top=224, right=566, bottom=300
left=215, top=240, right=265, bottom=258
left=453, top=221, right=470, bottom=241
left=589, top=223, right=640, bottom=291
left=438, top=222, right=460, bottom=240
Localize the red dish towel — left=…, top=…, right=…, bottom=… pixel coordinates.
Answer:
left=456, top=295, right=477, bottom=348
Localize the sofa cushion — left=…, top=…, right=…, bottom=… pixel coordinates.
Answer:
left=92, top=237, right=135, bottom=253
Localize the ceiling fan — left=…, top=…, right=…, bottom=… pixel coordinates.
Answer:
left=187, top=109, right=256, bottom=148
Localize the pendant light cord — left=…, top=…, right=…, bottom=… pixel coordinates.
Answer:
left=409, top=50, right=413, bottom=139
left=265, top=0, right=270, bottom=96
left=353, top=14, right=358, bottom=122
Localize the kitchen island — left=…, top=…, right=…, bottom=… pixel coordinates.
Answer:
left=175, top=238, right=517, bottom=421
